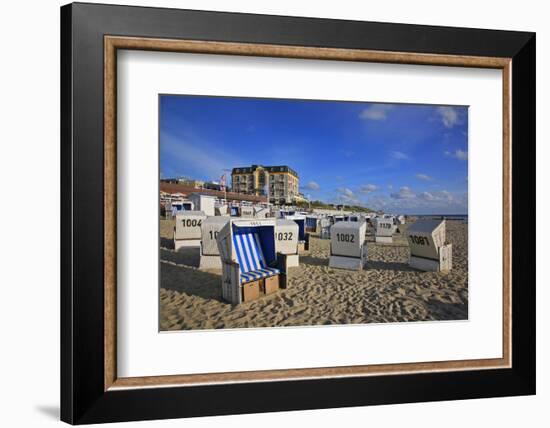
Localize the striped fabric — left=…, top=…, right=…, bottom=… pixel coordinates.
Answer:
left=233, top=232, right=280, bottom=284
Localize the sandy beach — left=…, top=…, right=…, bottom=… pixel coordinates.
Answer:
left=159, top=219, right=468, bottom=330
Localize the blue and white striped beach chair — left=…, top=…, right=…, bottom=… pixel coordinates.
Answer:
left=232, top=232, right=280, bottom=283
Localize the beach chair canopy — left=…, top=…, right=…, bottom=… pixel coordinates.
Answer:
left=174, top=211, right=206, bottom=240
left=305, top=216, right=318, bottom=230
left=239, top=206, right=255, bottom=217
left=320, top=218, right=331, bottom=228
left=275, top=219, right=299, bottom=255
left=331, top=221, right=366, bottom=258
left=201, top=216, right=230, bottom=256
left=231, top=223, right=279, bottom=283
left=285, top=215, right=307, bottom=241
left=215, top=204, right=228, bottom=216
left=406, top=219, right=446, bottom=260
left=374, top=217, right=395, bottom=237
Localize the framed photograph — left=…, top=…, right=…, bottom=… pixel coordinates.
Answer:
left=61, top=2, right=535, bottom=424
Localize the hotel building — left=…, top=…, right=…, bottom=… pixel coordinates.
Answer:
left=231, top=165, right=300, bottom=205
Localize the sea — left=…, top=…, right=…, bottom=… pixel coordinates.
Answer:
left=413, top=214, right=468, bottom=222
left=414, top=214, right=468, bottom=223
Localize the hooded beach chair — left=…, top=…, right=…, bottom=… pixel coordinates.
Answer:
left=285, top=214, right=310, bottom=253
left=329, top=220, right=367, bottom=271
left=217, top=219, right=284, bottom=304
left=319, top=217, right=331, bottom=240
left=406, top=219, right=452, bottom=271
left=305, top=216, right=320, bottom=233
left=173, top=211, right=207, bottom=251
left=275, top=219, right=300, bottom=268
left=374, top=217, right=396, bottom=243
left=199, top=216, right=230, bottom=269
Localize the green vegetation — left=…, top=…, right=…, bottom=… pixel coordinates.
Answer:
left=295, top=199, right=375, bottom=213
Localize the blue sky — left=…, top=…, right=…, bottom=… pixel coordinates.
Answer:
left=160, top=95, right=468, bottom=214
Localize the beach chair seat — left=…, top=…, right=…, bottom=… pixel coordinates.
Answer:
left=240, top=267, right=280, bottom=283
left=233, top=232, right=280, bottom=284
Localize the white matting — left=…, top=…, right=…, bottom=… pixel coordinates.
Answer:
left=117, top=49, right=502, bottom=379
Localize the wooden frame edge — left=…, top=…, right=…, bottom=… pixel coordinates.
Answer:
left=103, top=35, right=512, bottom=391
left=104, top=37, right=117, bottom=390
left=502, top=61, right=512, bottom=369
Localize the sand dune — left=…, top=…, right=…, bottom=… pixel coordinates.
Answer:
left=159, top=219, right=468, bottom=330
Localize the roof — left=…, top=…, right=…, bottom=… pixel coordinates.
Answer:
left=407, top=219, right=445, bottom=234
left=232, top=164, right=299, bottom=177
left=160, top=182, right=268, bottom=203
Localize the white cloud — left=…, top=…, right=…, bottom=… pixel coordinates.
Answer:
left=335, top=187, right=361, bottom=205
left=337, top=187, right=354, bottom=197
left=359, top=104, right=393, bottom=121
left=439, top=190, right=454, bottom=202
left=359, top=184, right=378, bottom=194
left=303, top=181, right=320, bottom=191
left=418, top=191, right=436, bottom=201
left=437, top=106, right=460, bottom=128
left=415, top=173, right=432, bottom=181
left=390, top=151, right=409, bottom=160
left=390, top=186, right=416, bottom=199
left=455, top=149, right=468, bottom=160
left=364, top=186, right=467, bottom=214
left=445, top=149, right=468, bottom=161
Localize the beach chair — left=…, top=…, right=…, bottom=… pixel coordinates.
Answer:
left=329, top=221, right=367, bottom=270
left=305, top=216, right=320, bottom=233
left=173, top=211, right=207, bottom=251
left=189, top=193, right=216, bottom=216
left=374, top=217, right=396, bottom=243
left=254, top=206, right=269, bottom=219
left=215, top=204, right=229, bottom=216
left=319, top=217, right=331, bottom=240
left=217, top=219, right=285, bottom=304
left=406, top=219, right=452, bottom=272
left=199, top=216, right=230, bottom=269
left=239, top=206, right=254, bottom=218
left=285, top=214, right=310, bottom=253
left=275, top=219, right=300, bottom=268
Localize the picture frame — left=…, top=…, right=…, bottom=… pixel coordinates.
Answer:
left=61, top=2, right=535, bottom=424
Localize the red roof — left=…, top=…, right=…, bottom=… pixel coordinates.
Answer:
left=159, top=182, right=268, bottom=203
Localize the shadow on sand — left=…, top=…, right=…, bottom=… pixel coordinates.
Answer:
left=299, top=255, right=328, bottom=267
left=160, top=247, right=200, bottom=267
left=160, top=249, right=223, bottom=302
left=365, top=260, right=415, bottom=272
left=160, top=237, right=174, bottom=250
left=426, top=299, right=468, bottom=320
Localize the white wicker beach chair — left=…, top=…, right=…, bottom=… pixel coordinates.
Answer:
left=217, top=219, right=284, bottom=304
